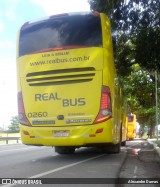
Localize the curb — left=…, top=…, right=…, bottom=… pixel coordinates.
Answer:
left=147, top=139, right=160, bottom=158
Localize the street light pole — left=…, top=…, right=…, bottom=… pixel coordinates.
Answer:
left=155, top=70, right=159, bottom=141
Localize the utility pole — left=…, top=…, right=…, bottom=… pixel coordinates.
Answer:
left=155, top=70, right=159, bottom=141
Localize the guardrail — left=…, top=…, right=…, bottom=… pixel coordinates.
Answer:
left=0, top=137, right=21, bottom=144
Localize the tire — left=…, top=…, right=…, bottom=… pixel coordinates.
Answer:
left=111, top=142, right=121, bottom=154
left=55, top=146, right=75, bottom=154
left=101, top=143, right=120, bottom=154
left=101, top=124, right=122, bottom=154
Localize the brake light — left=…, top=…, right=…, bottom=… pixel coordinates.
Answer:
left=94, top=86, right=112, bottom=124
left=18, top=92, right=31, bottom=126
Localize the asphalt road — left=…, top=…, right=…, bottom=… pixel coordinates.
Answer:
left=0, top=140, right=159, bottom=187
left=0, top=144, right=126, bottom=187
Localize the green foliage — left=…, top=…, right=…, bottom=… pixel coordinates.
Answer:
left=88, top=0, right=129, bottom=31
left=121, top=64, right=156, bottom=123
left=115, top=33, right=134, bottom=76
left=8, top=116, right=20, bottom=132
left=129, top=0, right=160, bottom=71
left=88, top=0, right=160, bottom=132
left=135, top=28, right=160, bottom=71
left=89, top=0, right=134, bottom=76
left=89, top=0, right=160, bottom=73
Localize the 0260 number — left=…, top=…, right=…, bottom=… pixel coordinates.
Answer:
left=27, top=112, right=48, bottom=118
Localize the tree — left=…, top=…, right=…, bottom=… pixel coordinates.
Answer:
left=88, top=0, right=160, bottom=136
left=121, top=64, right=159, bottom=137
left=129, top=0, right=160, bottom=71
left=89, top=0, right=160, bottom=73
left=89, top=0, right=134, bottom=76
left=8, top=116, right=20, bottom=132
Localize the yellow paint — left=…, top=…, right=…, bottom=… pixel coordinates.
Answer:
left=127, top=114, right=137, bottom=139
left=17, top=12, right=124, bottom=148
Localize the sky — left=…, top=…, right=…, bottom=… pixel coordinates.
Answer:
left=0, top=0, right=90, bottom=129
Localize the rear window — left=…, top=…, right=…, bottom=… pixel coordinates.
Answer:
left=19, top=14, right=102, bottom=57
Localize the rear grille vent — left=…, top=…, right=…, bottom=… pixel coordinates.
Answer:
left=26, top=67, right=95, bottom=86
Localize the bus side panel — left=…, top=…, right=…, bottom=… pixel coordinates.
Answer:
left=121, top=97, right=127, bottom=143
left=101, top=13, right=121, bottom=145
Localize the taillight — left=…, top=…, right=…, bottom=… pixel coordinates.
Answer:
left=18, top=92, right=31, bottom=126
left=94, top=86, right=112, bottom=124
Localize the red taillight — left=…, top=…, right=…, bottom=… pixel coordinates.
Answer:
left=101, top=94, right=109, bottom=109
left=94, top=86, right=112, bottom=124
left=18, top=92, right=31, bottom=126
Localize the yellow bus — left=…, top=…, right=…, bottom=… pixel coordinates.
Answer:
left=17, top=11, right=125, bottom=154
left=127, top=114, right=136, bottom=140
left=121, top=101, right=127, bottom=146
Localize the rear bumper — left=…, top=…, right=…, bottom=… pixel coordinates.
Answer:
left=20, top=119, right=118, bottom=146
left=127, top=132, right=136, bottom=139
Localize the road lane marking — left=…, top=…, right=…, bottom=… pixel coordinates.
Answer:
left=29, top=154, right=106, bottom=178
left=133, top=165, right=138, bottom=178
left=1, top=154, right=106, bottom=187
left=134, top=165, right=137, bottom=174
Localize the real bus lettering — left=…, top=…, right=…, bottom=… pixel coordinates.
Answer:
left=62, top=98, right=86, bottom=107
left=35, top=93, right=61, bottom=101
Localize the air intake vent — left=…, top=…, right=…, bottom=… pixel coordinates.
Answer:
left=26, top=67, right=95, bottom=86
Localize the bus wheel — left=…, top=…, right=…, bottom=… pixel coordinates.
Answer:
left=101, top=143, right=120, bottom=154
left=55, top=146, right=75, bottom=154
left=110, top=143, right=120, bottom=154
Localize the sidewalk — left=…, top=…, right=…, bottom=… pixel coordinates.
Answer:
left=147, top=138, right=160, bottom=158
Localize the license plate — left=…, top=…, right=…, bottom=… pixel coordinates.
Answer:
left=54, top=131, right=69, bottom=137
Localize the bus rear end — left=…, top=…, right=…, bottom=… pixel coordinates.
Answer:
left=127, top=114, right=136, bottom=140
left=17, top=12, right=121, bottom=154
